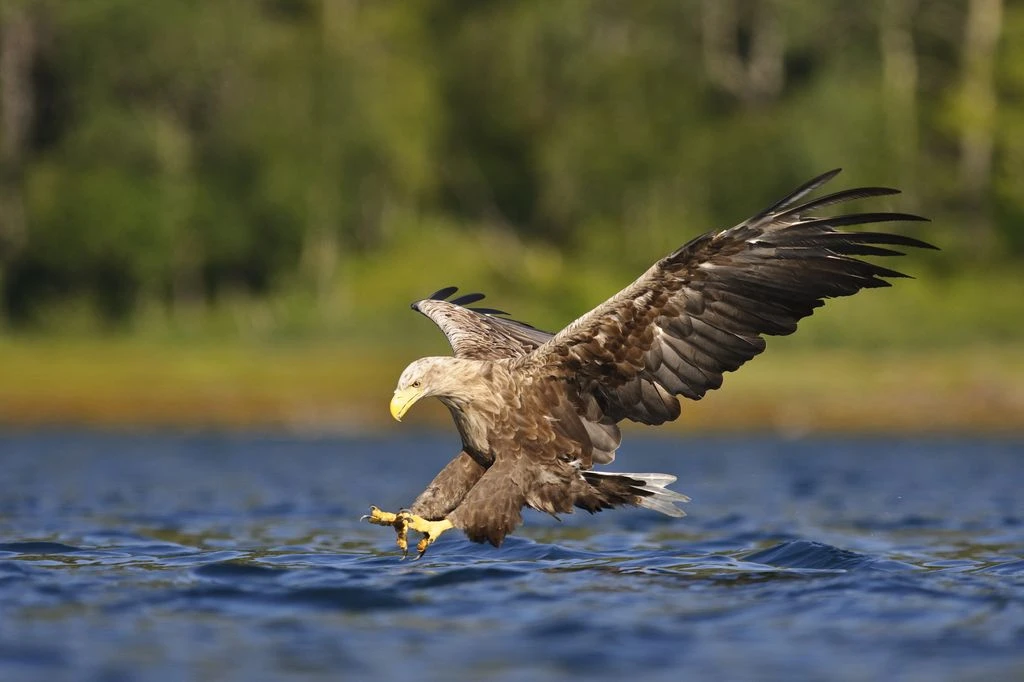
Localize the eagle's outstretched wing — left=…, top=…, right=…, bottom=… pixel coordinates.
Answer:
left=522, top=169, right=937, bottom=426
left=411, top=287, right=551, bottom=360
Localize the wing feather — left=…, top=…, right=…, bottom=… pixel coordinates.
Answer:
left=746, top=168, right=843, bottom=222
left=411, top=288, right=550, bottom=360
left=521, top=170, right=936, bottom=426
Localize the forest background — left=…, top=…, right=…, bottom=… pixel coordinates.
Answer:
left=0, top=0, right=1021, bottom=432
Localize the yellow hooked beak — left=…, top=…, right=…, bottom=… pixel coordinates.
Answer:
left=389, top=386, right=424, bottom=422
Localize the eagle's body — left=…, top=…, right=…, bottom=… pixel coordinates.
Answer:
left=366, top=170, right=936, bottom=557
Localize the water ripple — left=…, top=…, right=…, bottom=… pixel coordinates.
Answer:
left=1, top=432, right=1022, bottom=682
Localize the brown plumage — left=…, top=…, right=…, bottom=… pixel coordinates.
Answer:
left=380, top=169, right=936, bottom=553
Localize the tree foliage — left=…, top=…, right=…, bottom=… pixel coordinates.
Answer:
left=0, top=0, right=1019, bottom=327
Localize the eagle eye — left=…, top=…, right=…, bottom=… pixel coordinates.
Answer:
left=412, top=380, right=422, bottom=388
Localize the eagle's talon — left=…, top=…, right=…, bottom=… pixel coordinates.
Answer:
left=399, top=512, right=454, bottom=559
left=363, top=505, right=401, bottom=527
left=365, top=507, right=453, bottom=558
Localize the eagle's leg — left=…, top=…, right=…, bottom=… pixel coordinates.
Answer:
left=362, top=506, right=413, bottom=556
left=362, top=506, right=451, bottom=558
left=362, top=451, right=481, bottom=557
left=408, top=451, right=487, bottom=520
left=396, top=511, right=453, bottom=559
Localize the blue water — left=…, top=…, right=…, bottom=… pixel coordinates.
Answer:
left=1, top=431, right=1022, bottom=682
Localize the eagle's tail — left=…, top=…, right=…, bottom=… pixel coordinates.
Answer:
left=579, top=471, right=690, bottom=518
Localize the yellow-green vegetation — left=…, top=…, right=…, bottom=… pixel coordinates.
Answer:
left=0, top=336, right=401, bottom=430
left=2, top=269, right=1021, bottom=433
left=2, top=337, right=1019, bottom=434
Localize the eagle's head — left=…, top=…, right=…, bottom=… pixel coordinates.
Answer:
left=390, top=356, right=472, bottom=421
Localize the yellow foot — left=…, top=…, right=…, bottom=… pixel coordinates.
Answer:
left=400, top=512, right=454, bottom=560
left=361, top=505, right=411, bottom=555
left=361, top=506, right=453, bottom=559
left=361, top=505, right=400, bottom=526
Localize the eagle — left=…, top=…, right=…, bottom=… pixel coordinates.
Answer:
left=364, top=169, right=936, bottom=558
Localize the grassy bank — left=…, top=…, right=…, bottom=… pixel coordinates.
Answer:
left=1, top=337, right=1020, bottom=434
left=2, top=266, right=1022, bottom=434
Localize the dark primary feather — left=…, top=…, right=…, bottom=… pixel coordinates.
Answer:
left=449, top=292, right=487, bottom=306
left=522, top=169, right=937, bottom=427
left=772, top=186, right=900, bottom=218
left=746, top=168, right=841, bottom=221
left=426, top=285, right=459, bottom=301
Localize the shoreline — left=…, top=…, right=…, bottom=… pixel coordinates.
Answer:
left=3, top=339, right=1021, bottom=434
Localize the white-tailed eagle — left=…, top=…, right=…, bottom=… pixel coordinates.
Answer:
left=364, top=169, right=936, bottom=557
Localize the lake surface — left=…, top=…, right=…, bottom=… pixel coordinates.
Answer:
left=1, top=431, right=1022, bottom=681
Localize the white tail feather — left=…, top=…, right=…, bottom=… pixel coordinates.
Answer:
left=586, top=470, right=690, bottom=518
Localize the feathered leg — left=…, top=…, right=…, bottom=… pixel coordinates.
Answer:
left=409, top=451, right=487, bottom=519
left=363, top=450, right=486, bottom=556
left=445, top=459, right=526, bottom=548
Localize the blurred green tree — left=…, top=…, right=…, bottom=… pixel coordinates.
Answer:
left=0, top=0, right=1019, bottom=329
